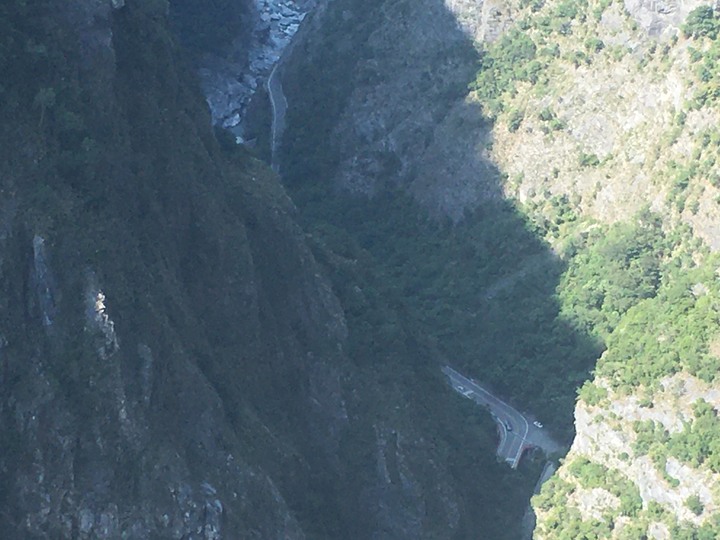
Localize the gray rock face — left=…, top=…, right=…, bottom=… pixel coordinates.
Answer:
left=623, top=0, right=709, bottom=36
left=4, top=231, right=312, bottom=539
left=84, top=275, right=119, bottom=361
left=329, top=0, right=480, bottom=197
left=281, top=0, right=510, bottom=218
left=542, top=376, right=720, bottom=536
left=446, top=0, right=513, bottom=43
left=410, top=98, right=501, bottom=220
left=198, top=0, right=320, bottom=131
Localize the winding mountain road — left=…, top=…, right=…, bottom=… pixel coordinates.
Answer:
left=442, top=366, right=562, bottom=468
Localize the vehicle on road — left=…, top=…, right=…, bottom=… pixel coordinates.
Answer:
left=533, top=421, right=543, bottom=428
left=505, top=421, right=513, bottom=431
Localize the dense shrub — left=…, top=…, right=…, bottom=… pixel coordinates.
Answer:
left=683, top=6, right=720, bottom=40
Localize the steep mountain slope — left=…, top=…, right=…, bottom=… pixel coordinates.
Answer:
left=280, top=0, right=606, bottom=440
left=275, top=0, right=720, bottom=537
left=0, top=1, right=336, bottom=536
left=0, top=1, right=538, bottom=538
left=477, top=0, right=720, bottom=537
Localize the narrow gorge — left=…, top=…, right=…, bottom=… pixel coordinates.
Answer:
left=259, top=0, right=720, bottom=537
left=4, top=0, right=720, bottom=538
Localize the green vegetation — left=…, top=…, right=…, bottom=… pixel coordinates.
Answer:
left=683, top=6, right=720, bottom=40
left=538, top=107, right=555, bottom=121
left=538, top=107, right=566, bottom=132
left=568, top=457, right=643, bottom=516
left=558, top=210, right=666, bottom=339
left=507, top=107, right=525, bottom=131
left=686, top=494, right=705, bottom=516
left=578, top=381, right=608, bottom=406
left=470, top=29, right=542, bottom=116
left=0, top=0, right=541, bottom=537
left=8, top=0, right=720, bottom=536
left=684, top=20, right=720, bottom=107
left=284, top=0, right=720, bottom=486
left=534, top=461, right=645, bottom=539
left=633, top=420, right=669, bottom=456
left=584, top=37, right=605, bottom=53
left=668, top=400, right=720, bottom=473
left=668, top=518, right=720, bottom=540
left=538, top=506, right=613, bottom=539
left=276, top=1, right=546, bottom=535
left=554, top=0, right=584, bottom=20
left=291, top=184, right=602, bottom=436
left=598, top=248, right=720, bottom=389
left=578, top=152, right=600, bottom=167
left=536, top=454, right=720, bottom=538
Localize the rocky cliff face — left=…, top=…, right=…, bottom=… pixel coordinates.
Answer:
left=0, top=2, right=337, bottom=537
left=547, top=376, right=720, bottom=526
left=189, top=0, right=318, bottom=132
left=281, top=0, right=524, bottom=218
left=281, top=0, right=714, bottom=223
left=281, top=0, right=495, bottom=201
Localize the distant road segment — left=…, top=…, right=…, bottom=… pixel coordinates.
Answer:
left=442, top=366, right=561, bottom=468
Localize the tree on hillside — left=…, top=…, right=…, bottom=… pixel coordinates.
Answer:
left=683, top=6, right=720, bottom=40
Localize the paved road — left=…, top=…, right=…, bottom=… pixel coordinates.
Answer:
left=266, top=60, right=287, bottom=173
left=442, top=366, right=562, bottom=468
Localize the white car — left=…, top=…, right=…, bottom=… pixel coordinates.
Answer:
left=533, top=421, right=543, bottom=428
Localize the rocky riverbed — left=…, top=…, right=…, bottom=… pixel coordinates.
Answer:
left=198, top=0, right=317, bottom=136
